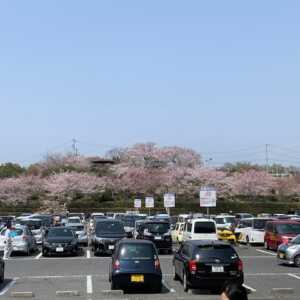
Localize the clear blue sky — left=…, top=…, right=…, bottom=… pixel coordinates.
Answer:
left=1, top=1, right=300, bottom=166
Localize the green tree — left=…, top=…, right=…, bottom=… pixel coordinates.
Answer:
left=0, top=163, right=26, bottom=178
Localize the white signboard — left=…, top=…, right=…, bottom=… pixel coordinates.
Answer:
left=134, top=199, right=142, bottom=208
left=164, top=193, right=175, bottom=208
left=200, top=187, right=217, bottom=207
left=145, top=197, right=154, bottom=208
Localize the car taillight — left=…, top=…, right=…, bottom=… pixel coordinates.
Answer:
left=113, top=260, right=120, bottom=270
left=237, top=259, right=243, bottom=272
left=154, top=259, right=160, bottom=270
left=188, top=260, right=197, bottom=273
left=281, top=236, right=290, bottom=245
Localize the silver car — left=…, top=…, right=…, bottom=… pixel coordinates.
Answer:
left=66, top=224, right=88, bottom=246
left=0, top=225, right=37, bottom=256
left=277, top=234, right=300, bottom=266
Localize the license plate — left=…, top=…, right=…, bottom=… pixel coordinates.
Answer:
left=56, top=247, right=64, bottom=252
left=212, top=265, right=224, bottom=273
left=131, top=275, right=144, bottom=283
left=108, top=245, right=115, bottom=250
left=154, top=236, right=162, bottom=240
left=279, top=253, right=285, bottom=259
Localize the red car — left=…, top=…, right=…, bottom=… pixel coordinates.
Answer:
left=264, top=220, right=300, bottom=250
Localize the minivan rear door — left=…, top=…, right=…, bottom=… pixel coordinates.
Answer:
left=192, top=221, right=217, bottom=240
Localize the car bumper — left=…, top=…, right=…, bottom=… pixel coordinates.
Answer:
left=188, top=273, right=244, bottom=289
left=43, top=245, right=77, bottom=254
left=112, top=272, right=162, bottom=289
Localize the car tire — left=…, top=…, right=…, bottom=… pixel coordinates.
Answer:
left=110, top=280, right=117, bottom=290
left=183, top=271, right=189, bottom=292
left=294, top=255, right=300, bottom=267
left=264, top=241, right=269, bottom=250
left=0, top=266, right=4, bottom=284
left=173, top=265, right=180, bottom=281
left=154, top=282, right=162, bottom=293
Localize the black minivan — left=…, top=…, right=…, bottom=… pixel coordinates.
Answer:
left=92, top=220, right=126, bottom=255
left=173, top=240, right=243, bottom=292
left=138, top=220, right=172, bottom=254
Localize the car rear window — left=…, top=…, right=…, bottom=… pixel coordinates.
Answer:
left=69, top=225, right=84, bottom=231
left=145, top=222, right=169, bottom=234
left=119, top=243, right=155, bottom=260
left=194, top=244, right=237, bottom=260
left=47, top=228, right=74, bottom=238
left=194, top=222, right=216, bottom=234
left=253, top=219, right=269, bottom=230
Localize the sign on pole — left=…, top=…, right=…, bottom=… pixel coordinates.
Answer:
left=145, top=197, right=154, bottom=208
left=134, top=199, right=142, bottom=209
left=200, top=187, right=217, bottom=207
left=164, top=193, right=175, bottom=208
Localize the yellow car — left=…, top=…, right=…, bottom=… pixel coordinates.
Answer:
left=171, top=222, right=185, bottom=243
left=217, top=228, right=236, bottom=243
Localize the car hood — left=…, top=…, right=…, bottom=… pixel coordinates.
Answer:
left=95, top=232, right=126, bottom=239
left=45, top=237, right=75, bottom=243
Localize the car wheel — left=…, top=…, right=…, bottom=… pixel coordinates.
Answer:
left=264, top=241, right=269, bottom=250
left=154, top=282, right=162, bottom=293
left=0, top=265, right=4, bottom=283
left=294, top=255, right=300, bottom=267
left=110, top=280, right=117, bottom=290
left=183, top=271, right=189, bottom=292
left=173, top=265, right=179, bottom=281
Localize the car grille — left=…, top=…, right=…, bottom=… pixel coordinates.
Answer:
left=51, top=243, right=69, bottom=247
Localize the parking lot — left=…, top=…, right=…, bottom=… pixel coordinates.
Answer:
left=0, top=244, right=299, bottom=300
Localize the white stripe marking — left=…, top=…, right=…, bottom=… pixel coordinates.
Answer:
left=86, top=250, right=91, bottom=259
left=288, top=273, right=300, bottom=280
left=256, top=249, right=276, bottom=256
left=0, top=279, right=17, bottom=296
left=35, top=252, right=42, bottom=260
left=87, top=275, right=93, bottom=294
left=162, top=279, right=176, bottom=293
left=243, top=284, right=257, bottom=293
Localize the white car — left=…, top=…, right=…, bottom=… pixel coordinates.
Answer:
left=215, top=215, right=235, bottom=230
left=182, top=218, right=218, bottom=242
left=66, top=217, right=82, bottom=225
left=236, top=218, right=272, bottom=245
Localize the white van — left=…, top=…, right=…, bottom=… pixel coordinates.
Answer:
left=182, top=218, right=218, bottom=241
left=236, top=218, right=272, bottom=245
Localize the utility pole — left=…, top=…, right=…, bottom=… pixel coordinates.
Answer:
left=72, top=139, right=79, bottom=156
left=265, top=144, right=270, bottom=172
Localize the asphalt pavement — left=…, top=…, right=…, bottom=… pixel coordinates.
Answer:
left=0, top=244, right=299, bottom=300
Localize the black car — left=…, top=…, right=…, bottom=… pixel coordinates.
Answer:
left=0, top=257, right=4, bottom=283
left=92, top=220, right=126, bottom=255
left=109, top=239, right=162, bottom=292
left=42, top=227, right=79, bottom=257
left=138, top=221, right=172, bottom=254
left=173, top=240, right=244, bottom=292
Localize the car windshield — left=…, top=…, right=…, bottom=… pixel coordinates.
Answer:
left=68, top=219, right=80, bottom=224
left=69, top=225, right=84, bottom=231
left=19, top=220, right=42, bottom=230
left=253, top=219, right=269, bottom=230
left=277, top=224, right=300, bottom=235
left=194, top=244, right=237, bottom=260
left=194, top=222, right=216, bottom=234
left=145, top=222, right=169, bottom=234
left=96, top=221, right=125, bottom=234
left=47, top=228, right=74, bottom=238
left=119, top=243, right=155, bottom=260
left=292, top=235, right=300, bottom=244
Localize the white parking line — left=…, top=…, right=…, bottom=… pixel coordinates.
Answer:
left=256, top=249, right=276, bottom=256
left=243, top=284, right=257, bottom=293
left=86, top=250, right=91, bottom=259
left=0, top=279, right=17, bottom=296
left=35, top=252, right=42, bottom=260
left=288, top=273, right=300, bottom=280
left=162, top=279, right=176, bottom=293
left=87, top=275, right=93, bottom=294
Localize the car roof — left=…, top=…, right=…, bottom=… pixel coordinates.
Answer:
left=268, top=220, right=300, bottom=224
left=185, top=240, right=233, bottom=247
left=189, top=218, right=215, bottom=222
left=143, top=220, right=170, bottom=224
left=117, top=239, right=155, bottom=245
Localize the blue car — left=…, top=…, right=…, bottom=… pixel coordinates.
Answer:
left=109, top=239, right=162, bottom=292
